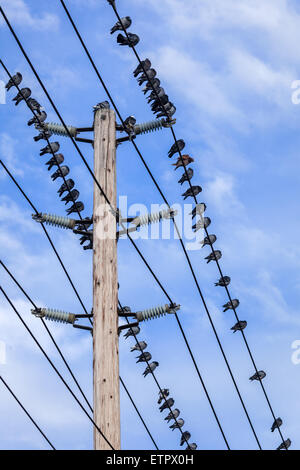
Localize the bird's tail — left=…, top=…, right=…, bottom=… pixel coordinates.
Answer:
left=110, top=26, right=117, bottom=34
left=40, top=150, right=46, bottom=156
left=206, top=259, right=211, bottom=264
left=223, top=307, right=228, bottom=312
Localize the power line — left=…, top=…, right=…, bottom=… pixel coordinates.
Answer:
left=0, top=285, right=114, bottom=450
left=107, top=2, right=288, bottom=450
left=0, top=375, right=56, bottom=450
left=0, top=162, right=158, bottom=450
left=119, top=376, right=159, bottom=450
left=56, top=0, right=262, bottom=449
left=0, top=259, right=93, bottom=414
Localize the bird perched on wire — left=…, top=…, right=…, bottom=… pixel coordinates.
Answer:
left=124, top=325, right=140, bottom=339
left=249, top=370, right=266, bottom=381
left=51, top=165, right=69, bottom=181
left=193, top=217, right=211, bottom=232
left=46, top=154, right=64, bottom=170
left=34, top=129, right=53, bottom=142
left=178, top=168, right=193, bottom=185
left=215, top=276, right=230, bottom=287
left=57, top=179, right=75, bottom=197
left=40, top=142, right=60, bottom=156
left=130, top=341, right=147, bottom=352
left=157, top=102, right=176, bottom=119
left=147, top=87, right=165, bottom=104
left=110, top=16, right=132, bottom=34
left=133, top=59, right=151, bottom=78
left=151, top=95, right=169, bottom=112
left=27, top=98, right=42, bottom=114
left=123, top=115, right=136, bottom=140
left=62, top=189, right=80, bottom=205
left=276, top=439, right=291, bottom=450
left=190, top=203, right=206, bottom=219
left=28, top=110, right=47, bottom=127
left=159, top=398, right=174, bottom=412
left=205, top=250, right=222, bottom=263
left=201, top=234, right=217, bottom=247
left=5, top=72, right=22, bottom=91
left=186, top=443, right=197, bottom=450
left=164, top=408, right=180, bottom=422
left=170, top=418, right=184, bottom=431
left=158, top=389, right=169, bottom=404
left=142, top=78, right=160, bottom=94
left=118, top=306, right=131, bottom=314
left=117, top=33, right=140, bottom=47
left=180, top=431, right=191, bottom=446
left=168, top=139, right=185, bottom=158
left=223, top=299, right=239, bottom=312
left=182, top=185, right=202, bottom=200
left=143, top=361, right=159, bottom=377
left=136, top=352, right=152, bottom=363
left=138, top=68, right=157, bottom=86
left=93, top=101, right=110, bottom=112
left=271, top=418, right=283, bottom=432
left=12, top=87, right=31, bottom=105
left=76, top=217, right=93, bottom=232
left=231, top=320, right=247, bottom=333
left=66, top=201, right=84, bottom=216
left=172, top=155, right=194, bottom=170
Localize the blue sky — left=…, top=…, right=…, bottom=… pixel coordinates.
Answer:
left=0, top=0, right=300, bottom=450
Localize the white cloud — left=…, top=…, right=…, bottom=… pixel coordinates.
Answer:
left=0, top=0, right=59, bottom=31
left=0, top=133, right=23, bottom=177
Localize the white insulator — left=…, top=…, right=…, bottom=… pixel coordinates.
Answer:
left=32, top=213, right=76, bottom=230
left=44, top=122, right=78, bottom=138
left=133, top=208, right=177, bottom=227
left=136, top=304, right=180, bottom=322
left=31, top=308, right=76, bottom=324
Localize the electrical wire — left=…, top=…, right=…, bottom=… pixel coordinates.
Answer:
left=0, top=375, right=56, bottom=450
left=107, top=1, right=288, bottom=450
left=0, top=285, right=114, bottom=450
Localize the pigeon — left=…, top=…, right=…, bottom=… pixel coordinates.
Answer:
left=147, top=87, right=165, bottom=103
left=164, top=408, right=180, bottom=422
left=117, top=33, right=140, bottom=47
left=79, top=232, right=92, bottom=246
left=180, top=431, right=191, bottom=446
left=110, top=16, right=132, bottom=34
left=223, top=299, right=239, bottom=312
left=249, top=370, right=266, bottom=381
left=276, top=439, right=291, bottom=450
left=190, top=203, right=206, bottom=219
left=158, top=389, right=169, bottom=404
left=57, top=179, right=75, bottom=197
left=27, top=98, right=42, bottom=114
left=40, top=142, right=60, bottom=156
left=178, top=168, right=193, bottom=185
left=51, top=165, right=70, bottom=181
left=172, top=155, right=194, bottom=170
left=28, top=110, right=47, bottom=127
left=186, top=443, right=197, bottom=450
left=133, top=59, right=151, bottom=78
left=130, top=341, right=147, bottom=352
left=215, top=276, right=231, bottom=287
left=118, top=306, right=131, bottom=314
left=182, top=185, right=202, bottom=200
left=159, top=398, right=174, bottom=412
left=201, top=234, right=217, bottom=247
left=170, top=418, right=184, bottom=431
left=62, top=189, right=80, bottom=205
left=12, top=87, right=31, bottom=105
left=76, top=217, right=93, bottom=232
left=271, top=418, right=283, bottom=432
left=151, top=95, right=169, bottom=112
left=46, top=154, right=64, bottom=170
left=93, top=101, right=110, bottom=112
left=138, top=68, right=157, bottom=86
left=168, top=139, right=185, bottom=158
left=231, top=320, right=247, bottom=333
left=5, top=72, right=22, bottom=91
left=136, top=351, right=152, bottom=363
left=66, top=201, right=84, bottom=216
left=142, top=78, right=161, bottom=94
left=205, top=250, right=222, bottom=263
left=143, top=361, right=159, bottom=377
left=193, top=217, right=211, bottom=232
left=124, top=326, right=140, bottom=339
left=34, top=129, right=53, bottom=142
left=157, top=103, right=176, bottom=118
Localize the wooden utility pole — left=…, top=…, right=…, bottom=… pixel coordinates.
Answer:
left=93, top=108, right=120, bottom=450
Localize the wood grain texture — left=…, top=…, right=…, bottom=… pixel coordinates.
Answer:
left=93, top=109, right=120, bottom=450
